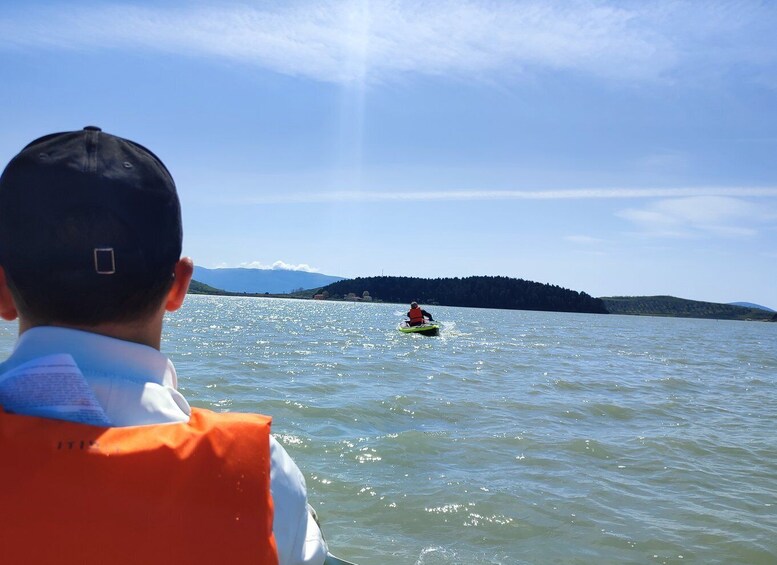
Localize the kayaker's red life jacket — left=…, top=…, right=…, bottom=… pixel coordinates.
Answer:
left=0, top=406, right=278, bottom=565
left=408, top=306, right=425, bottom=325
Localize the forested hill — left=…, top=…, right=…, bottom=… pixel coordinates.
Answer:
left=321, top=276, right=607, bottom=314
left=601, top=296, right=775, bottom=321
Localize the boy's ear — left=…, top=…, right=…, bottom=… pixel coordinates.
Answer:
left=0, top=266, right=19, bottom=321
left=165, top=257, right=193, bottom=313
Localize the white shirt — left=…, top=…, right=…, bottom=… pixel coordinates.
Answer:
left=0, top=326, right=327, bottom=565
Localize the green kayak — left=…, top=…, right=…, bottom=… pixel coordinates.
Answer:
left=398, top=321, right=440, bottom=336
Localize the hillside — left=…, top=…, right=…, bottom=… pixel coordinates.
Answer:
left=188, top=279, right=227, bottom=295
left=320, top=275, right=607, bottom=314
left=193, top=267, right=344, bottom=294
left=602, top=296, right=774, bottom=321
left=728, top=301, right=775, bottom=312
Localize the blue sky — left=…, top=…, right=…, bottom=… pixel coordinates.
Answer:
left=1, top=0, right=776, bottom=308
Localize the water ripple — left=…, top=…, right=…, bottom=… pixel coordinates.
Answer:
left=2, top=296, right=770, bottom=564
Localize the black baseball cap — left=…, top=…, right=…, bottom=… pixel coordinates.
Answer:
left=0, top=126, right=182, bottom=302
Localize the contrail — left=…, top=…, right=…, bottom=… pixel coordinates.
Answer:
left=239, top=187, right=777, bottom=204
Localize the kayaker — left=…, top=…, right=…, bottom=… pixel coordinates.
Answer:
left=407, top=301, right=434, bottom=326
left=0, top=127, right=327, bottom=565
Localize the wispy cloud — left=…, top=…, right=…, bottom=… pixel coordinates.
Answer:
left=235, top=186, right=777, bottom=204
left=565, top=235, right=604, bottom=245
left=1, top=1, right=774, bottom=85
left=238, top=260, right=319, bottom=272
left=617, top=195, right=777, bottom=238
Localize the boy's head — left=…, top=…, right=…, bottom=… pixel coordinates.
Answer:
left=0, top=126, right=182, bottom=326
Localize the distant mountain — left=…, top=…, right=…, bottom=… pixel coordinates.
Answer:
left=728, top=302, right=774, bottom=313
left=193, top=267, right=344, bottom=294
left=601, top=296, right=774, bottom=321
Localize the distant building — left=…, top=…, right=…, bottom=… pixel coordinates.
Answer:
left=313, top=294, right=325, bottom=300
left=362, top=291, right=372, bottom=301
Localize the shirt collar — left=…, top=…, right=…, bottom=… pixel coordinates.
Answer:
left=3, top=326, right=177, bottom=388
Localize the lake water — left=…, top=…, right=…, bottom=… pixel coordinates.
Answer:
left=2, top=295, right=775, bottom=564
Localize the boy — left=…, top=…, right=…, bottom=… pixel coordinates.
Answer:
left=0, top=127, right=326, bottom=564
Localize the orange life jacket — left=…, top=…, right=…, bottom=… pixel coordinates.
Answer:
left=0, top=406, right=278, bottom=565
left=408, top=306, right=425, bottom=324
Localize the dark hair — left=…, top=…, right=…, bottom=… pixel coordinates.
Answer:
left=6, top=268, right=175, bottom=326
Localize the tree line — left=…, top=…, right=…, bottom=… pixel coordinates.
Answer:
left=601, top=296, right=775, bottom=321
left=321, top=276, right=608, bottom=314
